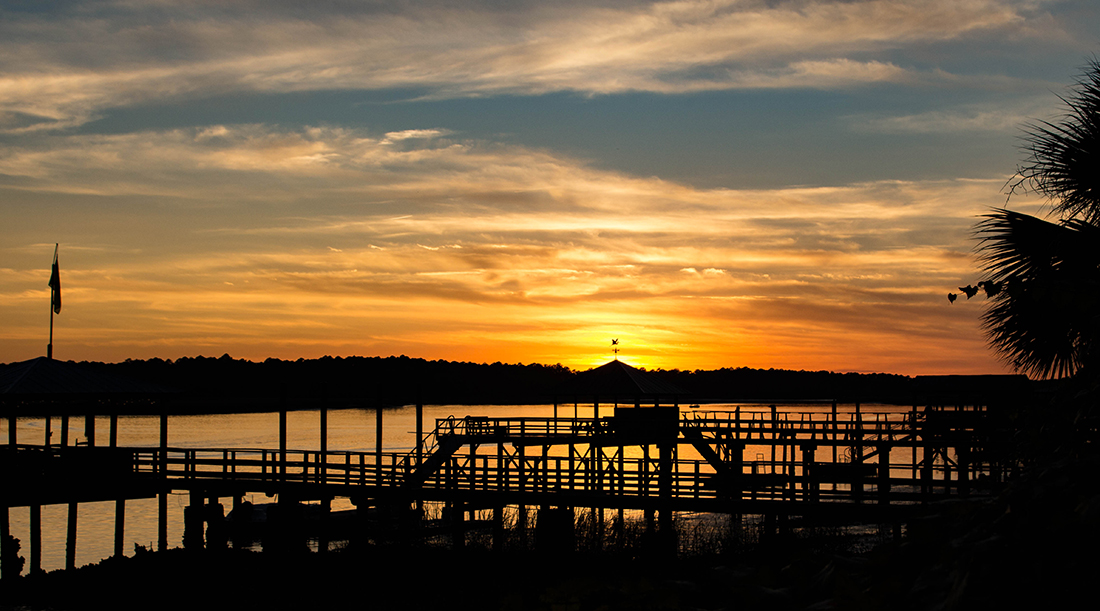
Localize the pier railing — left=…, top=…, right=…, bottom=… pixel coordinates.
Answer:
left=6, top=406, right=1005, bottom=509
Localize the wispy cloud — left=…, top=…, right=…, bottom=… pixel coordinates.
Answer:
left=849, top=96, right=1057, bottom=134
left=0, top=123, right=1012, bottom=371
left=0, top=0, right=1067, bottom=130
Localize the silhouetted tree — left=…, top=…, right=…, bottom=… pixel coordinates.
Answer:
left=974, top=210, right=1099, bottom=378
left=970, top=61, right=1100, bottom=379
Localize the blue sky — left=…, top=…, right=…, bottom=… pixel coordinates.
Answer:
left=2, top=0, right=1098, bottom=374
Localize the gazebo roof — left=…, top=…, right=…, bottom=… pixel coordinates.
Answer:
left=0, top=357, right=170, bottom=399
left=559, top=359, right=687, bottom=399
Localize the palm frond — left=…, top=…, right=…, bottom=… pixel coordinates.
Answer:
left=1008, top=59, right=1100, bottom=224
left=975, top=209, right=1100, bottom=379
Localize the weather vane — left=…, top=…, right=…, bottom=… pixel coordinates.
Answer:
left=611, top=338, right=619, bottom=359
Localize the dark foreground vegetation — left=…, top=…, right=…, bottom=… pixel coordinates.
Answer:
left=70, top=353, right=913, bottom=412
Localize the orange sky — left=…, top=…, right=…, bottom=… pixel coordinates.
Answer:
left=4, top=1, right=1095, bottom=375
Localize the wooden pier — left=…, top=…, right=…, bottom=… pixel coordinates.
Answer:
left=3, top=399, right=1016, bottom=571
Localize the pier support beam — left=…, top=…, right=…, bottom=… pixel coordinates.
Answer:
left=30, top=505, right=41, bottom=574
left=114, top=499, right=125, bottom=558
left=158, top=492, right=168, bottom=552
left=158, top=413, right=169, bottom=552
left=801, top=444, right=817, bottom=503
left=85, top=413, right=95, bottom=447
left=658, top=440, right=674, bottom=538
left=878, top=444, right=891, bottom=504
left=279, top=409, right=287, bottom=481
left=65, top=502, right=78, bottom=570
left=319, top=406, right=328, bottom=483
left=376, top=405, right=383, bottom=482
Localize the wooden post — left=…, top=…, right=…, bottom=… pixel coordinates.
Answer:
left=61, top=415, right=69, bottom=447
left=158, top=492, right=168, bottom=552
left=44, top=417, right=51, bottom=447
left=802, top=444, right=816, bottom=502
left=159, top=412, right=168, bottom=552
left=413, top=400, right=424, bottom=518
left=85, top=413, right=95, bottom=447
left=66, top=502, right=78, bottom=570
left=416, top=402, right=423, bottom=467
left=518, top=443, right=526, bottom=492
left=878, top=444, right=891, bottom=504
left=319, top=405, right=328, bottom=483
left=30, top=504, right=41, bottom=574
left=658, top=441, right=672, bottom=536
left=770, top=405, right=777, bottom=467
left=279, top=409, right=287, bottom=481
left=7, top=416, right=15, bottom=447
left=853, top=435, right=864, bottom=502
left=114, top=499, right=126, bottom=557
left=375, top=406, right=383, bottom=482
left=110, top=414, right=118, bottom=448
left=831, top=401, right=838, bottom=464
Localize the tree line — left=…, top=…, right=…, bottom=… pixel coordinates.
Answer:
left=74, top=354, right=915, bottom=412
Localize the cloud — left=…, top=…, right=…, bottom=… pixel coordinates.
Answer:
left=382, top=129, right=453, bottom=143
left=849, top=96, right=1057, bottom=134
left=0, top=122, right=1012, bottom=372
left=0, top=0, right=1066, bottom=130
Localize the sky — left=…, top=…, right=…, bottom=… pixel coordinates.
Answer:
left=2, top=0, right=1098, bottom=374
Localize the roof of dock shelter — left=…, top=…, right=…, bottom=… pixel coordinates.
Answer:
left=0, top=356, right=171, bottom=404
left=558, top=359, right=687, bottom=399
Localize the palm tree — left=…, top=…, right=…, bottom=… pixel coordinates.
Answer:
left=974, top=60, right=1100, bottom=380
left=975, top=209, right=1099, bottom=379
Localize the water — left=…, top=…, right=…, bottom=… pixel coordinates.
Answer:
left=2, top=402, right=912, bottom=574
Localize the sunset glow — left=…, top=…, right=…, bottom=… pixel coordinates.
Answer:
left=3, top=1, right=1096, bottom=375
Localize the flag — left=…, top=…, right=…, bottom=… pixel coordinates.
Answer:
left=49, top=244, right=61, bottom=314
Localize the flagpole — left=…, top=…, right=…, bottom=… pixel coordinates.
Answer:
left=47, top=243, right=59, bottom=360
